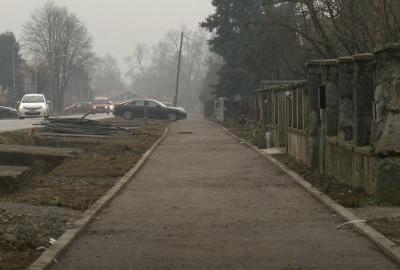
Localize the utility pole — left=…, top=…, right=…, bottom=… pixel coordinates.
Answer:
left=34, top=52, right=38, bottom=93
left=11, top=41, right=16, bottom=95
left=174, top=31, right=184, bottom=107
left=4, top=33, right=17, bottom=103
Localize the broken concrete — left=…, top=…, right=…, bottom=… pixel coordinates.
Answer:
left=0, top=165, right=30, bottom=178
left=0, top=145, right=81, bottom=158
left=0, top=165, right=30, bottom=193
left=0, top=144, right=82, bottom=168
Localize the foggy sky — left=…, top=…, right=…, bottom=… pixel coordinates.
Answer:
left=0, top=0, right=213, bottom=67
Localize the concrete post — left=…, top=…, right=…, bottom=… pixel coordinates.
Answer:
left=352, top=53, right=374, bottom=147
left=338, top=57, right=354, bottom=141
left=306, top=61, right=322, bottom=169
left=322, top=60, right=339, bottom=137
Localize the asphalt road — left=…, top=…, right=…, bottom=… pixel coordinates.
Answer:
left=0, top=114, right=112, bottom=133
left=52, top=118, right=398, bottom=270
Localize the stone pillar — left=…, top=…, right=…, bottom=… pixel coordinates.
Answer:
left=256, top=92, right=266, bottom=132
left=352, top=53, right=374, bottom=146
left=373, top=44, right=400, bottom=153
left=338, top=57, right=354, bottom=141
left=306, top=61, right=322, bottom=136
left=322, top=60, right=339, bottom=137
left=306, top=61, right=322, bottom=169
left=374, top=44, right=400, bottom=205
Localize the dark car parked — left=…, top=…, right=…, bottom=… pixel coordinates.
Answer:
left=0, top=106, right=17, bottom=119
left=64, top=102, right=92, bottom=114
left=113, top=99, right=187, bottom=121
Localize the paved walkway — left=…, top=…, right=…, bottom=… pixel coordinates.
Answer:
left=53, top=118, right=398, bottom=270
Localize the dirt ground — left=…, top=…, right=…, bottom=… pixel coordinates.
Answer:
left=368, top=217, right=400, bottom=245
left=221, top=118, right=267, bottom=148
left=0, top=118, right=167, bottom=270
left=272, top=153, right=370, bottom=208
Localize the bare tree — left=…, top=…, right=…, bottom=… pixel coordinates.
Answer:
left=93, top=54, right=126, bottom=97
left=125, top=28, right=209, bottom=111
left=263, top=0, right=400, bottom=58
left=125, top=43, right=149, bottom=89
left=22, top=0, right=93, bottom=111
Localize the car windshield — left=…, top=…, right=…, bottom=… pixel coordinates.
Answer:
left=146, top=100, right=164, bottom=107
left=21, top=96, right=44, bottom=103
left=128, top=100, right=145, bottom=106
left=162, top=102, right=174, bottom=107
left=93, top=99, right=108, bottom=104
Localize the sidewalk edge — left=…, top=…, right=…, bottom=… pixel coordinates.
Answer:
left=27, top=123, right=172, bottom=270
left=214, top=121, right=400, bottom=266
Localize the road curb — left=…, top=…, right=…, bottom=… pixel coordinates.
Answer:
left=214, top=122, right=400, bottom=266
left=27, top=124, right=172, bottom=270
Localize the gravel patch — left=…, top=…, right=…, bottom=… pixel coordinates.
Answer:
left=0, top=202, right=80, bottom=270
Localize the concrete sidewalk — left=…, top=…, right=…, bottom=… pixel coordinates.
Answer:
left=52, top=118, right=398, bottom=270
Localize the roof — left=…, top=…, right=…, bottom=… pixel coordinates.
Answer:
left=255, top=80, right=307, bottom=93
left=306, top=59, right=339, bottom=67
left=23, top=93, right=44, bottom=96
left=375, top=43, right=400, bottom=55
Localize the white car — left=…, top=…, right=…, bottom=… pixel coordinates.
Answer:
left=18, top=94, right=50, bottom=119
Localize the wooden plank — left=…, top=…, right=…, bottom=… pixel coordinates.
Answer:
left=0, top=144, right=82, bottom=158
left=0, top=165, right=30, bottom=178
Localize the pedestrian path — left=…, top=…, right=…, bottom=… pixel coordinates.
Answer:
left=53, top=118, right=398, bottom=270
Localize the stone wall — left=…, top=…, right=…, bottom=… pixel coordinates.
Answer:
left=372, top=44, right=400, bottom=204
left=255, top=45, right=400, bottom=204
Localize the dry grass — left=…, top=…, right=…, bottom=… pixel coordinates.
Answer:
left=0, top=130, right=36, bottom=145
left=4, top=176, right=117, bottom=210
left=0, top=120, right=167, bottom=210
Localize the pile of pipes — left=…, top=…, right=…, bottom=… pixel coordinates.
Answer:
left=39, top=118, right=134, bottom=136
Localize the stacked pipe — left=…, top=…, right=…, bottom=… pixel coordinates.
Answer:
left=39, top=118, right=134, bottom=136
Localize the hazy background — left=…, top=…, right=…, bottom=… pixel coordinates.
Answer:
left=0, top=0, right=213, bottom=70
left=0, top=0, right=215, bottom=111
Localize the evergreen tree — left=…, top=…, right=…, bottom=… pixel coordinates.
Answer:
left=201, top=0, right=304, bottom=98
left=0, top=32, right=24, bottom=105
